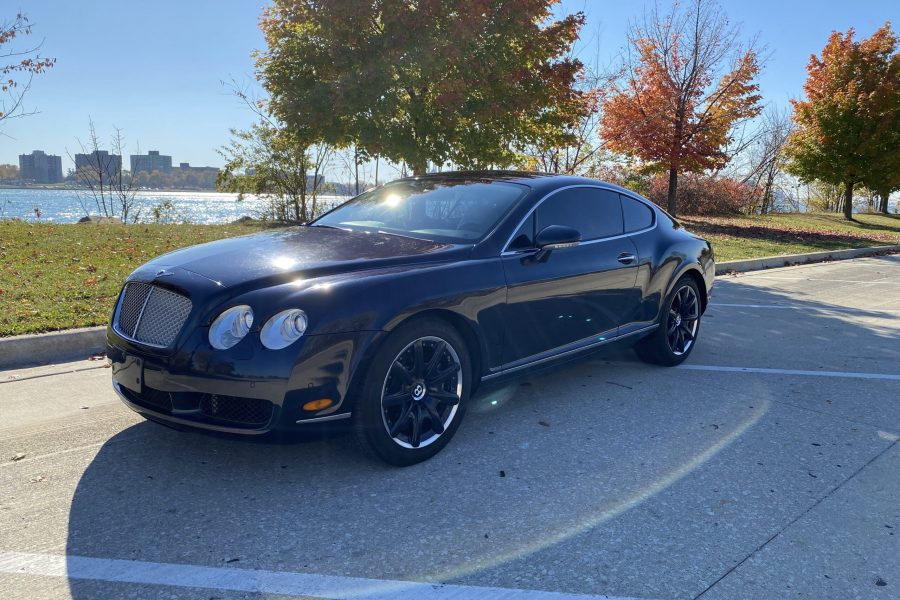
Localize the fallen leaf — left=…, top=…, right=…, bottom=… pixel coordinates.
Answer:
left=30, top=475, right=45, bottom=483
left=10, top=453, right=26, bottom=461
left=538, top=420, right=550, bottom=427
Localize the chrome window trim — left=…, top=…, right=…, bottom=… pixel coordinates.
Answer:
left=480, top=323, right=659, bottom=381
left=499, top=184, right=658, bottom=256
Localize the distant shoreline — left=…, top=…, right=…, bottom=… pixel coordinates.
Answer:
left=0, top=184, right=220, bottom=193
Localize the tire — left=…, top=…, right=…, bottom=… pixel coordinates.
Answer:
left=353, top=317, right=471, bottom=466
left=634, top=276, right=702, bottom=366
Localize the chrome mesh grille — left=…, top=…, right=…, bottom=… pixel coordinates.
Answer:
left=117, top=282, right=152, bottom=337
left=116, top=283, right=192, bottom=347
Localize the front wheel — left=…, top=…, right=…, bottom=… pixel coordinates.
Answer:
left=353, top=318, right=471, bottom=466
left=634, top=277, right=702, bottom=366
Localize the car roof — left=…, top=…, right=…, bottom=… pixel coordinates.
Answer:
left=397, top=170, right=644, bottom=197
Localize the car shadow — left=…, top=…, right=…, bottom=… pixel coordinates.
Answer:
left=65, top=257, right=900, bottom=598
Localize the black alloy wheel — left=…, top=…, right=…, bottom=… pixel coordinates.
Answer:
left=354, top=317, right=470, bottom=466
left=634, top=276, right=703, bottom=366
left=666, top=285, right=700, bottom=356
left=381, top=336, right=462, bottom=449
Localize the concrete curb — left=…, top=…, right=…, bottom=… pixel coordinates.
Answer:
left=1, top=244, right=898, bottom=370
left=0, top=326, right=106, bottom=370
left=715, top=244, right=900, bottom=276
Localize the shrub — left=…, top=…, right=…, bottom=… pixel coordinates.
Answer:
left=647, top=173, right=750, bottom=215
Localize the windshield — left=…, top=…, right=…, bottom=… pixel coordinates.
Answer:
left=311, top=179, right=527, bottom=243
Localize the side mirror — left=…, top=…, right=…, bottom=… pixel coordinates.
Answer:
left=531, top=225, right=581, bottom=262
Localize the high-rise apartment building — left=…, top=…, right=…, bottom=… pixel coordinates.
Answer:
left=130, top=150, right=173, bottom=174
left=18, top=150, right=63, bottom=183
left=74, top=150, right=123, bottom=180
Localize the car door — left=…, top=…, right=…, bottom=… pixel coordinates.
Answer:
left=499, top=186, right=640, bottom=367
left=618, top=193, right=662, bottom=333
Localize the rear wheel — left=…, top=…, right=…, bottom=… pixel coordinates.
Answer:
left=634, top=277, right=702, bottom=366
left=353, top=317, right=470, bottom=466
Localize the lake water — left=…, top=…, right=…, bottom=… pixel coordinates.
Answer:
left=0, top=188, right=348, bottom=224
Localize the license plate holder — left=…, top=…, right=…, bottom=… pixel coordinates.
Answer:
left=112, top=354, right=143, bottom=394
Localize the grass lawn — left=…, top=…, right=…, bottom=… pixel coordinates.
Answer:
left=0, top=222, right=265, bottom=337
left=0, top=213, right=898, bottom=336
left=683, top=212, right=900, bottom=262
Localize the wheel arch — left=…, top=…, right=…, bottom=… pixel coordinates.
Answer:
left=397, top=309, right=486, bottom=389
left=667, top=265, right=708, bottom=314
left=348, top=309, right=487, bottom=407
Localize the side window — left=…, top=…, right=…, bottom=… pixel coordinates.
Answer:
left=536, top=187, right=624, bottom=241
left=508, top=213, right=535, bottom=250
left=620, top=195, right=655, bottom=232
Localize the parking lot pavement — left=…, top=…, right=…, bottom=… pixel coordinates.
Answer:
left=1, top=255, right=898, bottom=600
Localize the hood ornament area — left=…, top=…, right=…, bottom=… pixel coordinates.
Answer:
left=154, top=268, right=175, bottom=278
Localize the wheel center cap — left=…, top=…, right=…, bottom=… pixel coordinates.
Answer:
left=674, top=314, right=682, bottom=327
left=412, top=383, right=426, bottom=401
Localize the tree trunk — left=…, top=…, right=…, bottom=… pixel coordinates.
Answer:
left=879, top=193, right=889, bottom=214
left=843, top=181, right=854, bottom=220
left=667, top=166, right=678, bottom=216
left=410, top=159, right=427, bottom=177
left=353, top=146, right=360, bottom=195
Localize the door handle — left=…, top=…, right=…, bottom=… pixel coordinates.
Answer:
left=617, top=252, right=636, bottom=265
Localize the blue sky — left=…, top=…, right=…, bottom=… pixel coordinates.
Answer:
left=1, top=1, right=897, bottom=172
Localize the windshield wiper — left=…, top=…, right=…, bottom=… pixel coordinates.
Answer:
left=309, top=224, right=350, bottom=231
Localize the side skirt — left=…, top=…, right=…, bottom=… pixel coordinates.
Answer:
left=480, top=323, right=659, bottom=382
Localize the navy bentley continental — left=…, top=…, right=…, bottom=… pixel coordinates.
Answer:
left=107, top=172, right=715, bottom=465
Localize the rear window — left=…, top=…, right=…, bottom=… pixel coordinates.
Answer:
left=621, top=195, right=655, bottom=232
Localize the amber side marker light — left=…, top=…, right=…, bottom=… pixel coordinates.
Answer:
left=303, top=399, right=334, bottom=411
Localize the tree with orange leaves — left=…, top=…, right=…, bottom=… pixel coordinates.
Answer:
left=786, top=22, right=900, bottom=220
left=601, top=0, right=762, bottom=216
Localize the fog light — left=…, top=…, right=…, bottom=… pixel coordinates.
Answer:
left=303, top=399, right=333, bottom=411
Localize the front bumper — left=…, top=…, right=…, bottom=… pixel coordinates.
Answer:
left=107, top=327, right=380, bottom=434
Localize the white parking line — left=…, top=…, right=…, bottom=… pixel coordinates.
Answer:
left=710, top=303, right=900, bottom=314
left=0, top=443, right=105, bottom=469
left=676, top=364, right=900, bottom=381
left=0, top=551, right=654, bottom=600
left=738, top=276, right=900, bottom=285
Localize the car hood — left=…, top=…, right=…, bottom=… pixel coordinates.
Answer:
left=136, top=226, right=465, bottom=288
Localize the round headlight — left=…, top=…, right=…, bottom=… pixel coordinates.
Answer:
left=260, top=309, right=308, bottom=350
left=208, top=305, right=254, bottom=350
